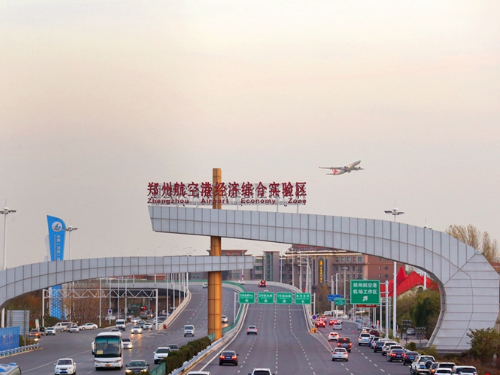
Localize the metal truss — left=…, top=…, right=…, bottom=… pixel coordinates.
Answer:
left=43, top=288, right=158, bottom=299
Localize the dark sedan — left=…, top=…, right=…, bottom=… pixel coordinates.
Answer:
left=125, top=360, right=150, bottom=374
left=219, top=350, right=238, bottom=366
left=403, top=351, right=419, bottom=365
left=387, top=348, right=405, bottom=362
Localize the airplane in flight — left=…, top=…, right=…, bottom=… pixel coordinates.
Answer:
left=319, top=160, right=364, bottom=175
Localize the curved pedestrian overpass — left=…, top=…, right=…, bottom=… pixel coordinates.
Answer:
left=0, top=255, right=254, bottom=307
left=149, top=206, right=499, bottom=352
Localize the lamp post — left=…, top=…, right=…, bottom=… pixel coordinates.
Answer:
left=65, top=226, right=78, bottom=260
left=384, top=207, right=404, bottom=337
left=279, top=254, right=284, bottom=284
left=335, top=273, right=339, bottom=319
left=341, top=266, right=348, bottom=318
left=1, top=206, right=16, bottom=328
left=1, top=206, right=16, bottom=271
left=330, top=275, right=334, bottom=313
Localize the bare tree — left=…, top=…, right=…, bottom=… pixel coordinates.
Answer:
left=446, top=224, right=499, bottom=264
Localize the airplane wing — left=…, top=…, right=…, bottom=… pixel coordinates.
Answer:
left=319, top=166, right=344, bottom=170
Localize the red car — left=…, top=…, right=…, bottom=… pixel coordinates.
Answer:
left=315, top=320, right=326, bottom=328
left=258, top=280, right=267, bottom=287
left=329, top=319, right=337, bottom=326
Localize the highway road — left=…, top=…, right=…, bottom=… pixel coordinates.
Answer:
left=190, top=282, right=415, bottom=375
left=9, top=282, right=416, bottom=375
left=10, top=284, right=236, bottom=374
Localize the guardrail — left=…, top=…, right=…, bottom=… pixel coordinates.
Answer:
left=150, top=362, right=166, bottom=375
left=0, top=343, right=40, bottom=357
left=157, top=289, right=192, bottom=331
left=171, top=282, right=247, bottom=375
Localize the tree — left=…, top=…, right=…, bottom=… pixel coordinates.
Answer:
left=408, top=289, right=440, bottom=338
left=312, top=284, right=331, bottom=314
left=467, top=327, right=500, bottom=364
left=446, top=224, right=499, bottom=264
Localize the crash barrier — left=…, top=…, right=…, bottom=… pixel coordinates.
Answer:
left=172, top=306, right=249, bottom=375
left=159, top=290, right=191, bottom=331
left=174, top=289, right=249, bottom=374
left=150, top=361, right=165, bottom=375
left=0, top=343, right=40, bottom=357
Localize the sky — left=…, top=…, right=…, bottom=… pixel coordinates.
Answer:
left=1, top=1, right=499, bottom=269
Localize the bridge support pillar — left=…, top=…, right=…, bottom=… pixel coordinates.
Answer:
left=208, top=168, right=222, bottom=340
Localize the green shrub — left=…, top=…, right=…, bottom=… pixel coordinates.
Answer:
left=43, top=316, right=61, bottom=328
left=163, top=336, right=212, bottom=374
left=419, top=346, right=438, bottom=357
left=407, top=342, right=417, bottom=351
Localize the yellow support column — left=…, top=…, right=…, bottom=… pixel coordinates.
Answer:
left=208, top=168, right=222, bottom=340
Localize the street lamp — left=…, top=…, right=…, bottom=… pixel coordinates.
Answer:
left=384, top=207, right=404, bottom=337
left=1, top=206, right=16, bottom=270
left=1, top=206, right=16, bottom=328
left=341, top=266, right=348, bottom=318
left=65, top=226, right=78, bottom=261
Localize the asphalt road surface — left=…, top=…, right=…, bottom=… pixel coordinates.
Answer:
left=190, top=282, right=416, bottom=375
left=9, top=284, right=235, bottom=374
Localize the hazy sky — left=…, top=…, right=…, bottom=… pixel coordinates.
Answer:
left=1, top=1, right=499, bottom=268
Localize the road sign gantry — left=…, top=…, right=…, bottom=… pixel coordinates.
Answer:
left=276, top=292, right=293, bottom=304
left=294, top=292, right=311, bottom=305
left=238, top=292, right=255, bottom=304
left=258, top=292, right=274, bottom=304
left=238, top=291, right=312, bottom=305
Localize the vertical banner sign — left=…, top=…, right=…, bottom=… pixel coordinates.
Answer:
left=47, top=215, right=66, bottom=261
left=47, top=216, right=66, bottom=320
left=318, top=259, right=324, bottom=285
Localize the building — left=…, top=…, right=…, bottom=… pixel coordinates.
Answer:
left=189, top=245, right=403, bottom=289
left=279, top=245, right=403, bottom=291
left=252, top=251, right=280, bottom=282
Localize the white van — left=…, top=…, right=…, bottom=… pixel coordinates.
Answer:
left=184, top=325, right=195, bottom=337
left=115, top=319, right=126, bottom=331
left=53, top=322, right=73, bottom=332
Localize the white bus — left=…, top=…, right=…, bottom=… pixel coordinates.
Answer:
left=93, top=332, right=123, bottom=369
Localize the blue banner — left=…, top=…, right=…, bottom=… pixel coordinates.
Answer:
left=47, top=216, right=66, bottom=319
left=47, top=215, right=66, bottom=261
left=0, top=327, right=20, bottom=352
left=50, top=285, right=64, bottom=320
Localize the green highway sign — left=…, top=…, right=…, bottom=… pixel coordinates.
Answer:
left=334, top=298, right=346, bottom=306
left=276, top=292, right=293, bottom=304
left=258, top=292, right=274, bottom=304
left=350, top=280, right=380, bottom=305
left=294, top=292, right=311, bottom=305
left=238, top=292, right=255, bottom=304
